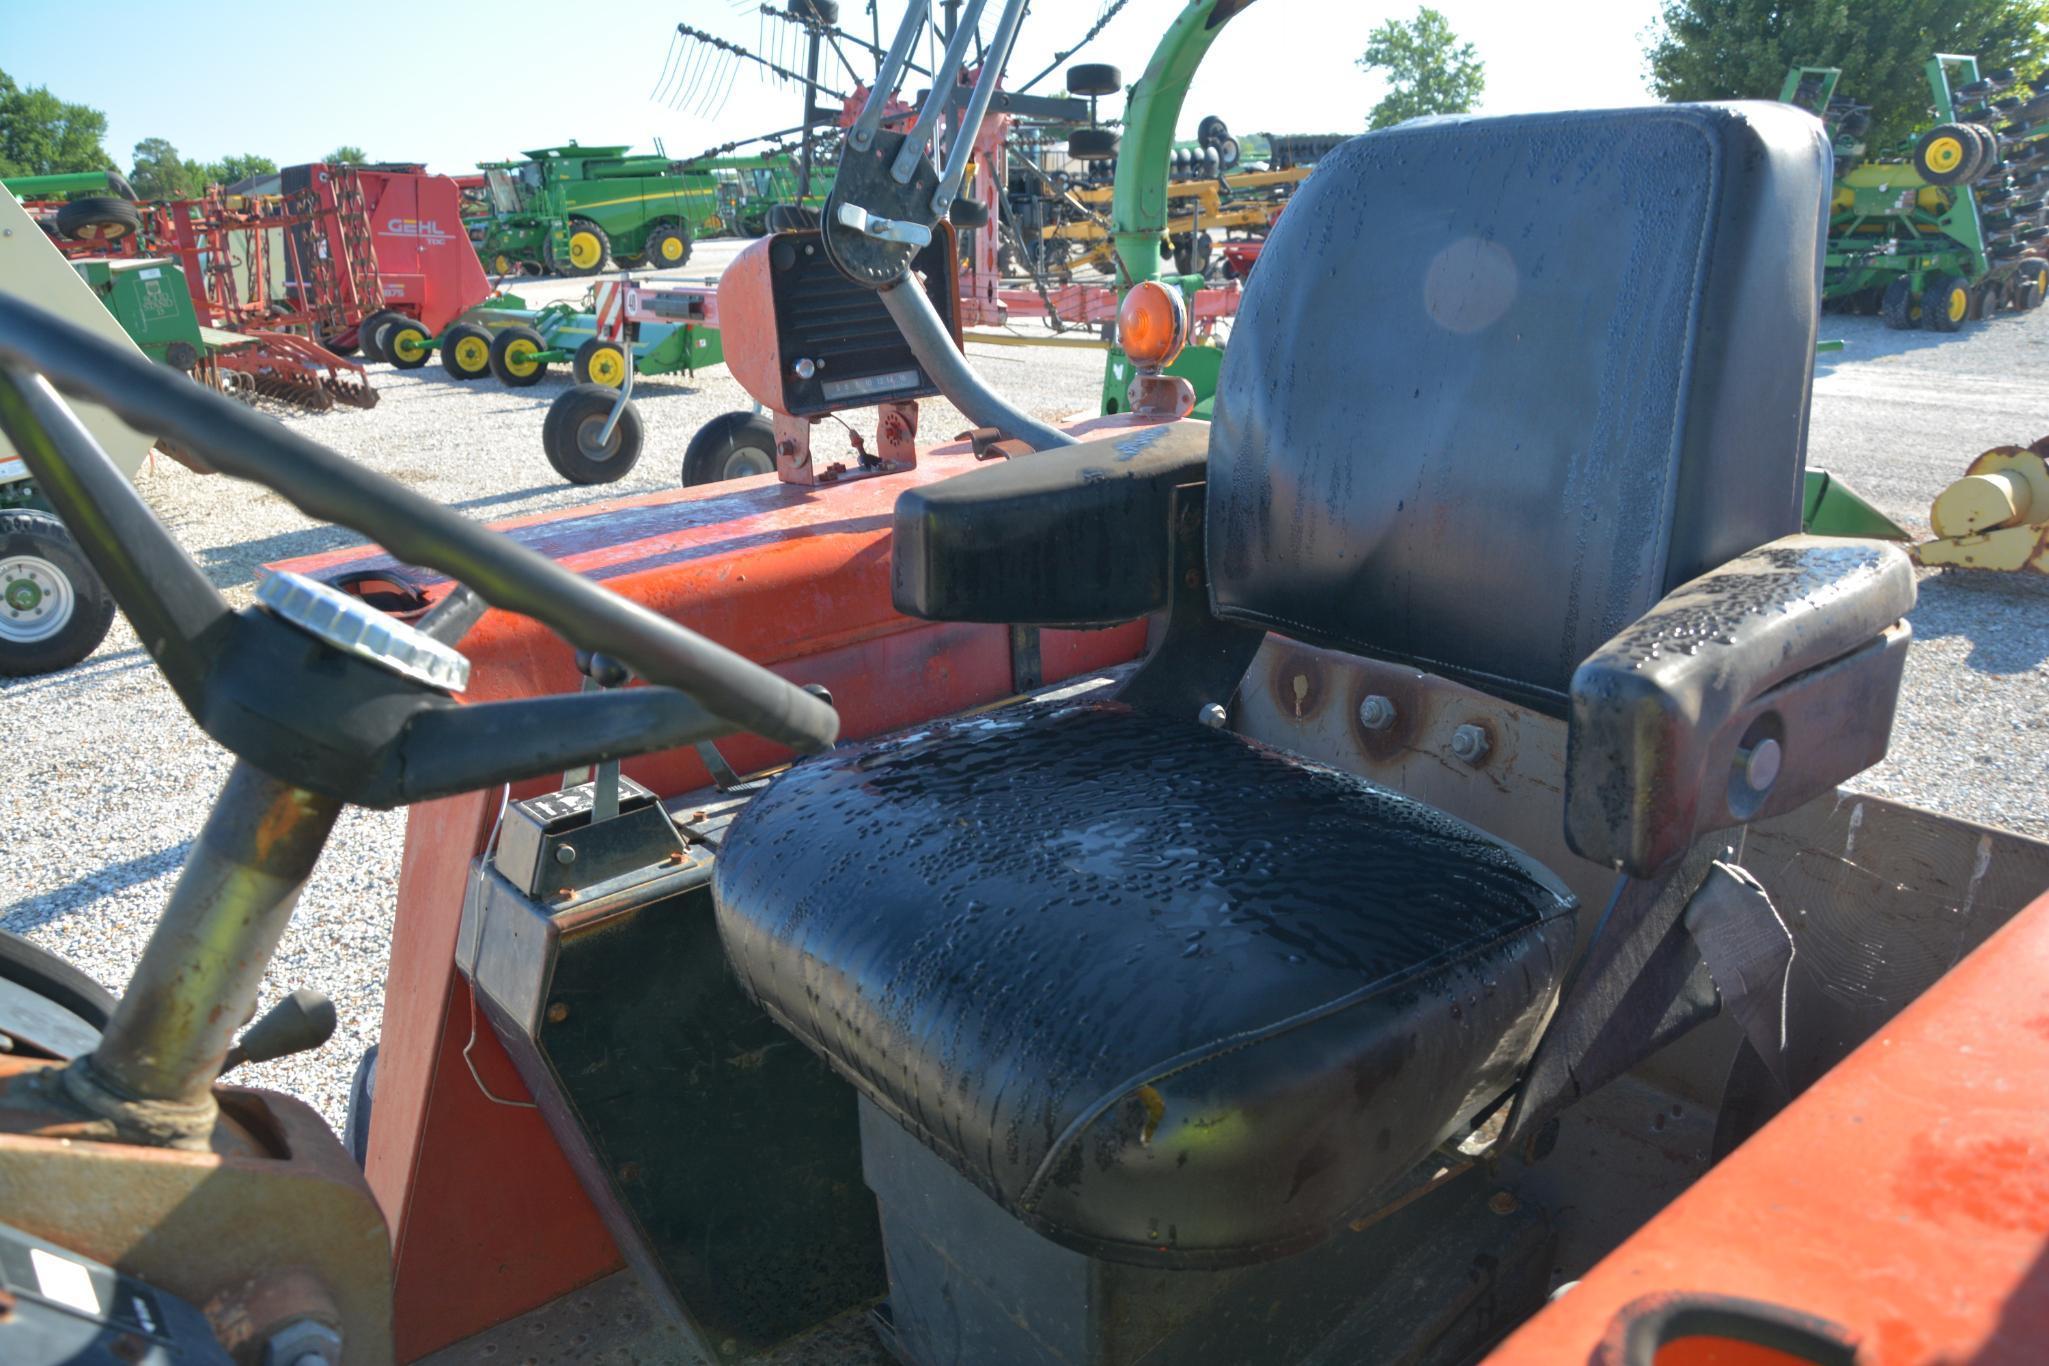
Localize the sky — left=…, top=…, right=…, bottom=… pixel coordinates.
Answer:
left=0, top=0, right=1667, bottom=176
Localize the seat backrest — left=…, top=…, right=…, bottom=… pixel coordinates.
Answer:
left=1206, top=103, right=1830, bottom=713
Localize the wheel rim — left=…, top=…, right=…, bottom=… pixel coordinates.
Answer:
left=660, top=235, right=683, bottom=262
left=588, top=347, right=627, bottom=387
left=454, top=336, right=490, bottom=371
left=724, top=446, right=775, bottom=479
left=1926, top=136, right=1965, bottom=173
left=391, top=329, right=427, bottom=362
left=569, top=231, right=602, bottom=269
left=1948, top=287, right=1969, bottom=322
left=493, top=254, right=513, bottom=274
left=1, top=554, right=76, bottom=643
left=574, top=415, right=624, bottom=463
left=505, top=340, right=539, bottom=376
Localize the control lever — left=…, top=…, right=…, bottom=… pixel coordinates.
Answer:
left=835, top=201, right=932, bottom=248
left=218, top=988, right=337, bottom=1076
left=569, top=650, right=631, bottom=823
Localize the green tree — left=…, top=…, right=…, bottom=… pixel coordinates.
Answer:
left=129, top=137, right=197, bottom=201
left=1357, top=7, right=1487, bottom=131
left=0, top=69, right=113, bottom=177
left=1648, top=0, right=2049, bottom=149
left=325, top=145, right=368, bottom=165
left=200, top=153, right=277, bottom=188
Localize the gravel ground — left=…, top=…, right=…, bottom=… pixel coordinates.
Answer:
left=5, top=261, right=2048, bottom=1133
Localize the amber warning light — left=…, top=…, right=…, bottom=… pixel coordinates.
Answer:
left=1118, top=280, right=1189, bottom=373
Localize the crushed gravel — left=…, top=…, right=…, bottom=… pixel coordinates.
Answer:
left=5, top=257, right=2047, bottom=1134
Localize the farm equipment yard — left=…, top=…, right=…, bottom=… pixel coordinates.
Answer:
left=8, top=256, right=2047, bottom=1127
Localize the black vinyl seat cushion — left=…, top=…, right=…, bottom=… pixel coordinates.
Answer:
left=713, top=700, right=1577, bottom=1266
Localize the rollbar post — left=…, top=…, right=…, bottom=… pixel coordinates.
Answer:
left=890, top=0, right=990, bottom=184
left=849, top=0, right=930, bottom=152
left=931, top=0, right=1029, bottom=216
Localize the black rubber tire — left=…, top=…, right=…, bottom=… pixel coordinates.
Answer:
left=548, top=219, right=610, bottom=277
left=1913, top=124, right=1981, bottom=185
left=2019, top=259, right=2049, bottom=308
left=948, top=196, right=990, bottom=228
left=489, top=325, right=550, bottom=387
left=55, top=196, right=141, bottom=243
left=1880, top=276, right=1917, bottom=329
left=1197, top=114, right=1230, bottom=147
left=0, top=510, right=117, bottom=677
left=383, top=318, right=434, bottom=369
left=342, top=1042, right=379, bottom=1169
left=1969, top=124, right=2004, bottom=180
left=1217, top=135, right=1241, bottom=170
left=543, top=384, right=643, bottom=484
left=1069, top=127, right=1120, bottom=160
left=1923, top=274, right=1970, bottom=333
left=322, top=333, right=359, bottom=359
left=1171, top=232, right=1213, bottom=276
left=0, top=927, right=115, bottom=1032
left=1066, top=62, right=1122, bottom=97
left=765, top=203, right=820, bottom=232
left=573, top=337, right=631, bottom=388
left=681, top=410, right=777, bottom=486
left=439, top=323, right=493, bottom=380
left=357, top=308, right=406, bottom=364
left=644, top=224, right=693, bottom=269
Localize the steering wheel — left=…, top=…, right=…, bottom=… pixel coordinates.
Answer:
left=0, top=296, right=839, bottom=808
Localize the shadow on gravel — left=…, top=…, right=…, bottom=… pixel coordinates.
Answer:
left=0, top=647, right=153, bottom=696
left=2, top=841, right=194, bottom=933
left=1910, top=569, right=2049, bottom=673
left=198, top=522, right=365, bottom=588
left=448, top=484, right=580, bottom=513
left=1814, top=316, right=1982, bottom=375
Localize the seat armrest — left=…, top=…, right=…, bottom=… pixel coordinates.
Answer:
left=1566, top=535, right=1917, bottom=877
left=892, top=420, right=1209, bottom=625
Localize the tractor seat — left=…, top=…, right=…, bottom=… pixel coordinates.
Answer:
left=715, top=99, right=1838, bottom=1271
left=714, top=698, right=1577, bottom=1265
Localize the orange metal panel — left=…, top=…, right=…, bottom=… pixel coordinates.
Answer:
left=276, top=438, right=1156, bottom=1357
left=1486, top=890, right=2049, bottom=1366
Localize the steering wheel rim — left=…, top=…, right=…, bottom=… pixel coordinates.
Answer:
left=0, top=295, right=839, bottom=757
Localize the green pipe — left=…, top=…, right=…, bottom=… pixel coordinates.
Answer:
left=1107, top=0, right=1260, bottom=285
left=3, top=169, right=133, bottom=199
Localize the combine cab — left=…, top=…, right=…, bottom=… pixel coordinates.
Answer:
left=0, top=4, right=2046, bottom=1364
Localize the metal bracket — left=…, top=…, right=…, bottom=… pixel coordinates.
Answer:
left=834, top=201, right=932, bottom=248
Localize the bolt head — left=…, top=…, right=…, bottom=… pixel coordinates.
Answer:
left=554, top=844, right=578, bottom=865
left=1357, top=694, right=1396, bottom=731
left=1739, top=737, right=1783, bottom=793
left=1197, top=702, right=1228, bottom=729
left=794, top=357, right=817, bottom=379
left=1450, top=723, right=1491, bottom=765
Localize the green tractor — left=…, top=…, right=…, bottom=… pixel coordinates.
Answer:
left=708, top=153, right=837, bottom=236
left=468, top=145, right=724, bottom=277
left=1783, top=56, right=2049, bottom=330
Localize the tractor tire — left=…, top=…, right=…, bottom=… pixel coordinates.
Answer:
left=1970, top=124, right=2004, bottom=180
left=383, top=318, right=434, bottom=369
left=0, top=510, right=117, bottom=677
left=1923, top=274, right=1970, bottom=333
left=573, top=337, right=631, bottom=389
left=0, top=927, right=115, bottom=1036
left=681, top=410, right=777, bottom=486
left=543, top=385, right=643, bottom=485
left=322, top=333, right=359, bottom=359
left=2018, top=259, right=2049, bottom=308
left=549, top=220, right=610, bottom=277
left=1980, top=277, right=2010, bottom=317
left=489, top=325, right=550, bottom=387
left=357, top=309, right=407, bottom=364
left=1069, top=127, right=1119, bottom=161
left=1880, top=277, right=1917, bottom=329
left=1197, top=114, right=1230, bottom=148
left=55, top=196, right=141, bottom=244
left=645, top=225, right=692, bottom=269
left=1217, top=135, right=1241, bottom=170
left=1913, top=124, right=1980, bottom=185
left=1066, top=63, right=1122, bottom=97
left=440, top=323, right=494, bottom=380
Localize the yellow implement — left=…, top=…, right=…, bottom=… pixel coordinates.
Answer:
left=1913, top=443, right=2049, bottom=572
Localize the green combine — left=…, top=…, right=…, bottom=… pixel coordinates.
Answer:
left=1783, top=56, right=2049, bottom=330
left=468, top=145, right=724, bottom=277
